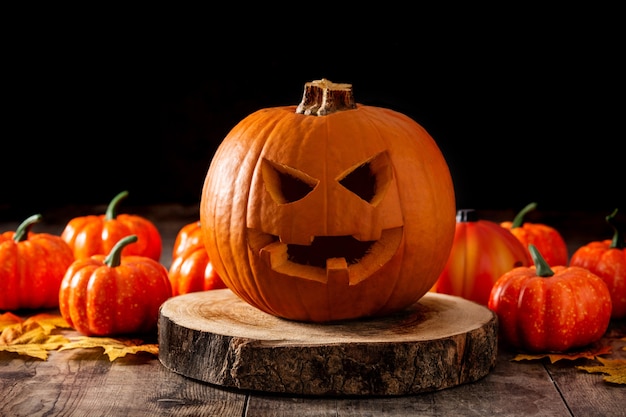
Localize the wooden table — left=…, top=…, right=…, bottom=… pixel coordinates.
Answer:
left=1, top=205, right=625, bottom=416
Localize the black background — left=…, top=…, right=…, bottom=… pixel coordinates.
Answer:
left=3, top=6, right=624, bottom=222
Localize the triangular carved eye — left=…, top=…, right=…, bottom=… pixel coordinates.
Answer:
left=262, top=159, right=318, bottom=204
left=338, top=151, right=392, bottom=205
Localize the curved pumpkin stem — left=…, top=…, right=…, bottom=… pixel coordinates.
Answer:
left=529, top=244, right=554, bottom=277
left=606, top=208, right=624, bottom=250
left=511, top=202, right=538, bottom=228
left=105, top=190, right=129, bottom=221
left=104, top=235, right=138, bottom=267
left=295, top=79, right=357, bottom=116
left=13, top=214, right=43, bottom=242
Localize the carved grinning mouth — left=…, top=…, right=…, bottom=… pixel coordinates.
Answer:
left=247, top=227, right=403, bottom=285
left=288, top=235, right=375, bottom=266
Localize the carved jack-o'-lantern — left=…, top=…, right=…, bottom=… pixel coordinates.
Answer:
left=200, top=79, right=456, bottom=322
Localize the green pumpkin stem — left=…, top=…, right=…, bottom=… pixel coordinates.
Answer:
left=13, top=214, right=43, bottom=242
left=104, top=235, right=138, bottom=267
left=529, top=244, right=554, bottom=277
left=511, top=202, right=538, bottom=228
left=295, top=79, right=357, bottom=116
left=105, top=190, right=129, bottom=221
left=606, top=208, right=624, bottom=249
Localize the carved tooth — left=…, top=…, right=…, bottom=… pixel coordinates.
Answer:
left=326, top=257, right=349, bottom=287
left=260, top=241, right=288, bottom=269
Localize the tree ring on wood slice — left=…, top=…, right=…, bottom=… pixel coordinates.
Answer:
left=158, top=289, right=498, bottom=396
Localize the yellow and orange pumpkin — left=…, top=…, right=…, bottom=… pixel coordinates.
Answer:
left=432, top=209, right=531, bottom=305
left=200, top=79, right=456, bottom=322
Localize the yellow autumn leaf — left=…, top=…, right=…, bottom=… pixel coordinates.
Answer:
left=0, top=313, right=71, bottom=360
left=59, top=336, right=159, bottom=361
left=577, top=357, right=626, bottom=384
left=512, top=344, right=613, bottom=363
left=0, top=312, right=23, bottom=330
left=0, top=311, right=157, bottom=361
left=24, top=313, right=72, bottom=332
left=0, top=335, right=71, bottom=360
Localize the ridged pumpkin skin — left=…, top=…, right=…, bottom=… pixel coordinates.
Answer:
left=61, top=191, right=162, bottom=262
left=570, top=240, right=625, bottom=318
left=488, top=246, right=612, bottom=352
left=500, top=203, right=568, bottom=267
left=168, top=221, right=226, bottom=296
left=59, top=235, right=172, bottom=336
left=569, top=209, right=626, bottom=318
left=501, top=221, right=569, bottom=266
left=200, top=85, right=455, bottom=322
left=0, top=214, right=75, bottom=310
left=433, top=210, right=531, bottom=305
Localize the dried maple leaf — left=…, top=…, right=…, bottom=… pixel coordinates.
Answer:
left=24, top=313, right=72, bottom=332
left=59, top=336, right=159, bottom=361
left=0, top=335, right=71, bottom=360
left=512, top=344, right=613, bottom=363
left=577, top=357, right=626, bottom=384
left=0, top=312, right=157, bottom=361
left=0, top=312, right=23, bottom=329
left=0, top=313, right=71, bottom=360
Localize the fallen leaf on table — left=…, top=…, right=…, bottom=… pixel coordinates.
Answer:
left=0, top=312, right=71, bottom=360
left=512, top=344, right=613, bottom=363
left=0, top=335, right=71, bottom=360
left=59, top=336, right=159, bottom=361
left=26, top=313, right=73, bottom=332
left=577, top=357, right=626, bottom=384
left=0, top=312, right=23, bottom=329
left=0, top=311, right=158, bottom=361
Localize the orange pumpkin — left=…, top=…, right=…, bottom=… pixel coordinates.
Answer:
left=61, top=190, right=162, bottom=261
left=0, top=214, right=74, bottom=310
left=500, top=202, right=569, bottom=266
left=569, top=209, right=626, bottom=318
left=168, top=221, right=226, bottom=296
left=488, top=244, right=611, bottom=352
left=59, top=235, right=172, bottom=336
left=200, top=79, right=456, bottom=322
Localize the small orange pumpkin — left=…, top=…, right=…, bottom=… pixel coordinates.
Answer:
left=488, top=244, right=611, bottom=352
left=500, top=202, right=569, bottom=266
left=59, top=235, right=172, bottom=336
left=61, top=190, right=162, bottom=261
left=168, top=221, right=226, bottom=296
left=569, top=209, right=626, bottom=318
left=200, top=79, right=456, bottom=322
left=0, top=214, right=74, bottom=310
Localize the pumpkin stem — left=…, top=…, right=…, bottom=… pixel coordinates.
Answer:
left=606, top=208, right=624, bottom=249
left=295, top=79, right=357, bottom=116
left=13, top=214, right=43, bottom=242
left=529, top=244, right=554, bottom=277
left=456, top=209, right=478, bottom=222
left=105, top=190, right=129, bottom=221
left=104, top=235, right=138, bottom=267
left=511, top=202, right=538, bottom=228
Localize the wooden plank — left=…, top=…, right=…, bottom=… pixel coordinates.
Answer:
left=244, top=349, right=572, bottom=417
left=546, top=320, right=626, bottom=417
left=0, top=349, right=246, bottom=417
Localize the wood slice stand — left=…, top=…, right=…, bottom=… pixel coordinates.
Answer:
left=158, top=289, right=498, bottom=396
